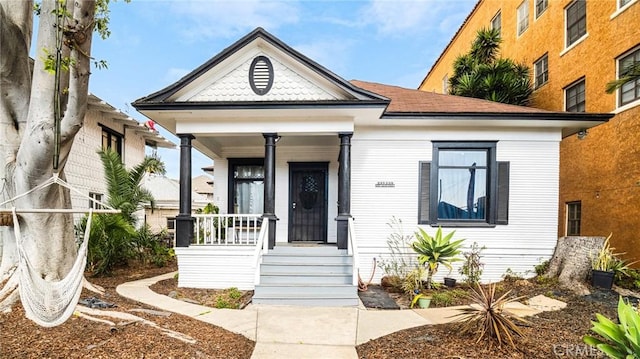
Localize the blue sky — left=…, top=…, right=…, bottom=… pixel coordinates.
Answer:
left=83, top=0, right=477, bottom=179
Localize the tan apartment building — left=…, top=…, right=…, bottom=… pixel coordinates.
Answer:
left=420, top=0, right=640, bottom=262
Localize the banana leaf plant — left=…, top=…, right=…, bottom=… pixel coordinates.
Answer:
left=411, top=227, right=465, bottom=289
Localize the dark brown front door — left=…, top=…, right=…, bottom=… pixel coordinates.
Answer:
left=288, top=162, right=328, bottom=243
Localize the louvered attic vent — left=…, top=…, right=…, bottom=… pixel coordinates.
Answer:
left=249, top=56, right=274, bottom=95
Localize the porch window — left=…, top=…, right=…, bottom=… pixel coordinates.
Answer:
left=228, top=158, right=264, bottom=215
left=617, top=46, right=640, bottom=106
left=566, top=201, right=581, bottom=236
left=418, top=142, right=509, bottom=226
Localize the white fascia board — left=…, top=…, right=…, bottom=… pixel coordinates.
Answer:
left=177, top=117, right=354, bottom=135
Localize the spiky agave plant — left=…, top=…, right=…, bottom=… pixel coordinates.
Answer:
left=455, top=283, right=529, bottom=348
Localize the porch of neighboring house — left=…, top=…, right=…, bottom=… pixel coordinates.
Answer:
left=172, top=133, right=360, bottom=306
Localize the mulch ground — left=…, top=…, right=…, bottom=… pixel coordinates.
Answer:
left=1, top=262, right=636, bottom=359
left=0, top=261, right=254, bottom=359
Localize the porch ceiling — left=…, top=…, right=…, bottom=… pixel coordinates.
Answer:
left=194, top=133, right=340, bottom=159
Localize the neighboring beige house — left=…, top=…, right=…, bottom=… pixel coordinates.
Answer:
left=65, top=94, right=175, bottom=212
left=193, top=174, right=214, bottom=201
left=142, top=174, right=209, bottom=234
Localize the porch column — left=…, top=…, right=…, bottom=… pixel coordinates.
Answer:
left=263, top=133, right=278, bottom=249
left=336, top=132, right=353, bottom=250
left=175, top=134, right=195, bottom=247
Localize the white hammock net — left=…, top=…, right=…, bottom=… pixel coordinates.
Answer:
left=0, top=174, right=116, bottom=327
left=12, top=208, right=93, bottom=327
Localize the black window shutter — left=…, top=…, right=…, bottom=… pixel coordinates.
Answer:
left=496, top=161, right=510, bottom=225
left=419, top=162, right=430, bottom=224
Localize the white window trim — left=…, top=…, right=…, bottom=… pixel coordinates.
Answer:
left=612, top=99, right=640, bottom=114
left=611, top=0, right=637, bottom=19
left=560, top=33, right=588, bottom=57
left=613, top=45, right=640, bottom=109
left=517, top=0, right=529, bottom=37
left=491, top=11, right=501, bottom=32
left=564, top=78, right=586, bottom=112
left=534, top=0, right=548, bottom=19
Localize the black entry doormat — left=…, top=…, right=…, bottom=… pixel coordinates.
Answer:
left=358, top=286, right=400, bottom=310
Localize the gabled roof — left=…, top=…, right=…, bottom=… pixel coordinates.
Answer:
left=133, top=27, right=387, bottom=108
left=351, top=80, right=612, bottom=122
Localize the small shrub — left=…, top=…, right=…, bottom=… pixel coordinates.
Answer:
left=583, top=297, right=640, bottom=358
left=459, top=242, right=485, bottom=285
left=534, top=259, right=549, bottom=276
left=455, top=283, right=528, bottom=348
left=213, top=287, right=246, bottom=309
left=502, top=268, right=525, bottom=282
left=412, top=227, right=465, bottom=289
left=431, top=289, right=467, bottom=307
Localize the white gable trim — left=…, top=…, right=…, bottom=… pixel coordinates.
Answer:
left=170, top=38, right=352, bottom=103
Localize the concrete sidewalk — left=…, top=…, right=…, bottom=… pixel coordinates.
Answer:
left=116, top=272, right=564, bottom=359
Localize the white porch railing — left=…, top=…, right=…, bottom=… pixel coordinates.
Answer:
left=253, top=220, right=269, bottom=285
left=347, top=217, right=359, bottom=286
left=193, top=214, right=262, bottom=245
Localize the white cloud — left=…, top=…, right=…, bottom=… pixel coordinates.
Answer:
left=359, top=0, right=473, bottom=37
left=168, top=0, right=300, bottom=40
left=292, top=38, right=355, bottom=76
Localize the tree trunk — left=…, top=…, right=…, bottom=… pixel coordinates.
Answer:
left=0, top=0, right=96, bottom=307
left=544, top=236, right=605, bottom=295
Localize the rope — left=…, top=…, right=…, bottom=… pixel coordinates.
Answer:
left=0, top=173, right=115, bottom=212
left=12, top=207, right=93, bottom=327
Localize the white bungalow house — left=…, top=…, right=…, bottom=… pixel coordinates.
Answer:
left=133, top=28, right=611, bottom=306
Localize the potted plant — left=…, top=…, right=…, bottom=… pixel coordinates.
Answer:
left=402, top=267, right=432, bottom=308
left=443, top=276, right=457, bottom=288
left=590, top=235, right=633, bottom=290
left=411, top=227, right=465, bottom=289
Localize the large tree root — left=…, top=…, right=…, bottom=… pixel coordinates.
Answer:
left=75, top=306, right=196, bottom=344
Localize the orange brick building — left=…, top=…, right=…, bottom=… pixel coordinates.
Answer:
left=420, top=0, right=640, bottom=263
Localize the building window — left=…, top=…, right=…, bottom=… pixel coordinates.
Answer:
left=517, top=0, right=529, bottom=36
left=534, top=53, right=549, bottom=89
left=442, top=74, right=449, bottom=94
left=89, top=192, right=103, bottom=209
left=619, top=0, right=633, bottom=8
left=535, top=0, right=548, bottom=18
left=228, top=158, right=264, bottom=214
left=418, top=142, right=510, bottom=226
left=166, top=217, right=175, bottom=230
left=566, top=201, right=581, bottom=236
left=565, top=78, right=586, bottom=112
left=101, top=126, right=123, bottom=157
left=618, top=47, right=640, bottom=106
left=491, top=11, right=501, bottom=36
left=566, top=0, right=586, bottom=47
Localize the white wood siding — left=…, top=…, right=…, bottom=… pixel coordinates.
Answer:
left=351, top=127, right=561, bottom=284
left=66, top=109, right=146, bottom=213
left=175, top=246, right=255, bottom=290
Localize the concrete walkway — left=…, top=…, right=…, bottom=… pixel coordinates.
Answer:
left=116, top=272, right=565, bottom=359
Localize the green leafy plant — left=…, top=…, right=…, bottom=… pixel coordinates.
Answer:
left=534, top=259, right=549, bottom=276
left=431, top=289, right=468, bottom=307
left=455, top=283, right=528, bottom=348
left=583, top=297, right=640, bottom=358
left=459, top=242, right=485, bottom=285
left=401, top=266, right=427, bottom=296
left=411, top=227, right=464, bottom=289
left=377, top=217, right=418, bottom=289
left=502, top=268, right=525, bottom=282
left=592, top=235, right=636, bottom=278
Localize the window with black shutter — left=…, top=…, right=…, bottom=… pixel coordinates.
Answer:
left=418, top=142, right=509, bottom=226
